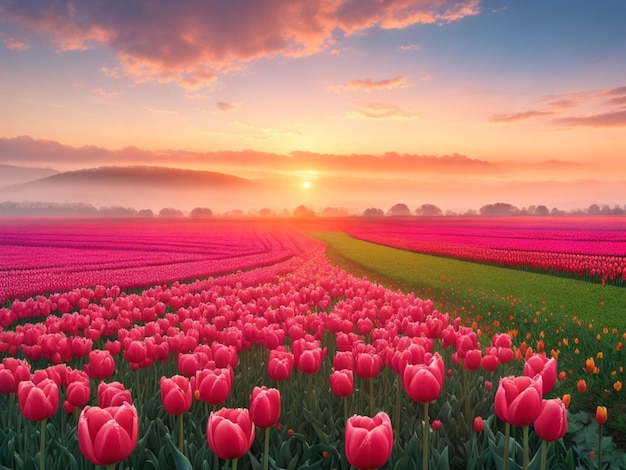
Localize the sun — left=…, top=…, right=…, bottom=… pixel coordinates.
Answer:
left=303, top=180, right=311, bottom=189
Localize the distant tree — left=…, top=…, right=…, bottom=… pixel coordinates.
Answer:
left=159, top=207, right=184, bottom=218
left=600, top=204, right=612, bottom=215
left=445, top=210, right=458, bottom=216
left=363, top=207, right=384, bottom=217
left=293, top=205, right=315, bottom=218
left=612, top=205, right=624, bottom=215
left=461, top=209, right=478, bottom=216
left=479, top=202, right=519, bottom=216
left=414, top=204, right=443, bottom=217
left=137, top=209, right=154, bottom=217
left=321, top=207, right=349, bottom=217
left=550, top=207, right=564, bottom=216
left=534, top=205, right=550, bottom=216
left=387, top=203, right=411, bottom=217
left=587, top=203, right=600, bottom=215
left=259, top=208, right=274, bottom=217
left=189, top=207, right=213, bottom=218
left=98, top=205, right=138, bottom=217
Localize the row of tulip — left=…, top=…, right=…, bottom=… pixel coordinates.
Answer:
left=0, top=226, right=615, bottom=468
left=343, top=216, right=626, bottom=284
left=0, top=218, right=309, bottom=304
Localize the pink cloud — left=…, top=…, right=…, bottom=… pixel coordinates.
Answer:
left=348, top=101, right=418, bottom=120
left=216, top=102, right=239, bottom=112
left=2, top=35, right=28, bottom=50
left=553, top=110, right=626, bottom=128
left=0, top=1, right=480, bottom=88
left=489, top=110, right=554, bottom=123
left=329, top=76, right=409, bottom=92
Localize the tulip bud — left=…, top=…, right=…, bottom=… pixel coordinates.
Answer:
left=596, top=406, right=608, bottom=425
left=249, top=386, right=281, bottom=429
left=345, top=412, right=393, bottom=470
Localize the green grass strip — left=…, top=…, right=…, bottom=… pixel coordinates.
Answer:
left=313, top=231, right=626, bottom=335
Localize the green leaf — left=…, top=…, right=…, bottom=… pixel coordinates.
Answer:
left=165, top=433, right=193, bottom=470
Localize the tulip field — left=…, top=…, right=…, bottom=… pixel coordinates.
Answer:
left=1, top=216, right=625, bottom=469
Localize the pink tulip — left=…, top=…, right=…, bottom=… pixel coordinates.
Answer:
left=523, top=354, right=557, bottom=395
left=354, top=351, right=382, bottom=379
left=345, top=412, right=394, bottom=470
left=403, top=353, right=445, bottom=404
left=207, top=408, right=255, bottom=460
left=495, top=375, right=543, bottom=427
left=17, top=379, right=59, bottom=421
left=160, top=375, right=192, bottom=415
left=249, top=386, right=281, bottom=429
left=195, top=367, right=233, bottom=406
left=98, top=381, right=133, bottom=408
left=330, top=369, right=354, bottom=398
left=533, top=398, right=568, bottom=441
left=78, top=403, right=138, bottom=466
left=267, top=347, right=294, bottom=382
left=463, top=349, right=482, bottom=371
left=85, top=349, right=115, bottom=381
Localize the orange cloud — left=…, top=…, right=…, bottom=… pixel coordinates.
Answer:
left=0, top=1, right=480, bottom=89
left=329, top=76, right=409, bottom=92
left=2, top=35, right=28, bottom=50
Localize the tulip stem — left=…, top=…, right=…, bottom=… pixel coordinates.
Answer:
left=422, top=402, right=429, bottom=470
left=540, top=440, right=548, bottom=470
left=598, top=424, right=603, bottom=469
left=523, top=425, right=529, bottom=470
left=107, top=465, right=116, bottom=470
left=344, top=396, right=349, bottom=427
left=503, top=422, right=510, bottom=470
left=232, top=457, right=238, bottom=470
left=40, top=419, right=46, bottom=470
left=369, top=378, right=374, bottom=416
left=178, top=413, right=184, bottom=453
left=263, top=427, right=270, bottom=470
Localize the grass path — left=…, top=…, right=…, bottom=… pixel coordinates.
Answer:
left=312, top=231, right=626, bottom=336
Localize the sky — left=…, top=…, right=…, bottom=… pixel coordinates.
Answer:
left=1, top=0, right=625, bottom=214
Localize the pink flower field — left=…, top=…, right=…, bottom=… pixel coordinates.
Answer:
left=0, top=216, right=624, bottom=469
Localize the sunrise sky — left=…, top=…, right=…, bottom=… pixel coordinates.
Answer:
left=1, top=0, right=625, bottom=213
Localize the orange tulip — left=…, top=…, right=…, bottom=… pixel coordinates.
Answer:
left=585, top=357, right=595, bottom=373
left=614, top=381, right=622, bottom=392
left=577, top=379, right=587, bottom=393
left=595, top=406, right=607, bottom=425
left=562, top=394, right=571, bottom=408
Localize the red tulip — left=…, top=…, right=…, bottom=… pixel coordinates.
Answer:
left=474, top=416, right=484, bottom=433
left=160, top=375, right=192, bottom=415
left=98, top=381, right=133, bottom=408
left=345, top=411, right=394, bottom=470
left=333, top=351, right=354, bottom=371
left=494, top=375, right=543, bottom=427
left=249, top=386, right=281, bottom=429
left=403, top=353, right=445, bottom=404
left=207, top=408, right=255, bottom=460
left=195, top=367, right=233, bottom=406
left=523, top=354, right=557, bottom=395
left=85, top=349, right=115, bottom=381
left=78, top=403, right=139, bottom=466
left=267, top=348, right=294, bottom=382
left=17, top=379, right=59, bottom=421
left=534, top=398, right=568, bottom=441
left=330, top=369, right=354, bottom=398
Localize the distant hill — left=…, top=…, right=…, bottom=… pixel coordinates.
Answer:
left=0, top=165, right=266, bottom=213
left=0, top=164, right=59, bottom=187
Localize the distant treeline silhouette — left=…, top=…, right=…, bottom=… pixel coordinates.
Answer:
left=0, top=200, right=624, bottom=217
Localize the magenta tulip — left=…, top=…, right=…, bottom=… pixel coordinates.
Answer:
left=267, top=348, right=294, bottom=382
left=249, top=386, right=281, bottom=429
left=78, top=403, right=139, bottom=466
left=98, top=381, right=133, bottom=408
left=207, top=408, right=255, bottom=460
left=345, top=412, right=394, bottom=470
